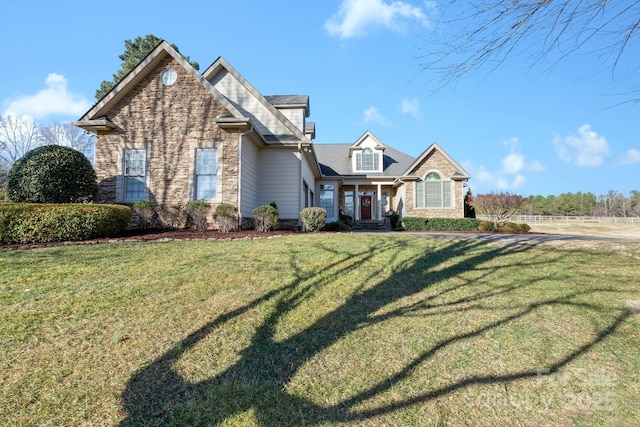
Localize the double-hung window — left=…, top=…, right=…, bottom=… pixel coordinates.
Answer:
left=319, top=184, right=335, bottom=217
left=415, top=172, right=451, bottom=208
left=124, top=149, right=146, bottom=201
left=195, top=148, right=217, bottom=200
left=356, top=148, right=379, bottom=171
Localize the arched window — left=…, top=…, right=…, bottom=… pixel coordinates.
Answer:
left=356, top=147, right=379, bottom=171
left=415, top=172, right=452, bottom=208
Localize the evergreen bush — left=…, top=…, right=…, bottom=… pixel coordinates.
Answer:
left=401, top=217, right=481, bottom=231
left=156, top=204, right=185, bottom=230
left=132, top=200, right=155, bottom=229
left=253, top=205, right=279, bottom=232
left=215, top=203, right=239, bottom=233
left=6, top=145, right=98, bottom=203
left=300, top=207, right=326, bottom=232
left=0, top=203, right=131, bottom=244
left=186, top=200, right=211, bottom=231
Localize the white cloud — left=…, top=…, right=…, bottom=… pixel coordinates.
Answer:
left=553, top=124, right=610, bottom=167
left=362, top=106, right=392, bottom=126
left=399, top=97, right=421, bottom=119
left=463, top=138, right=545, bottom=192
left=325, top=0, right=434, bottom=39
left=501, top=153, right=525, bottom=174
left=620, top=148, right=640, bottom=165
left=3, top=73, right=91, bottom=119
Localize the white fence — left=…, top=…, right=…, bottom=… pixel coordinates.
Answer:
left=477, top=215, right=640, bottom=225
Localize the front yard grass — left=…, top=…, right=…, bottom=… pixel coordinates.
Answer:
left=1, top=234, right=639, bottom=426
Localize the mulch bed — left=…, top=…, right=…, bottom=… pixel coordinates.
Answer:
left=1, top=228, right=299, bottom=251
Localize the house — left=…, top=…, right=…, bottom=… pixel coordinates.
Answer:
left=74, top=41, right=470, bottom=229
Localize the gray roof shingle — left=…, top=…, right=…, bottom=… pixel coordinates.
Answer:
left=314, top=144, right=415, bottom=177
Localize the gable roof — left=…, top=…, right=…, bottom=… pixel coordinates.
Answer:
left=403, top=143, right=471, bottom=180
left=75, top=41, right=243, bottom=127
left=315, top=143, right=415, bottom=177
left=348, top=130, right=386, bottom=157
left=203, top=57, right=310, bottom=144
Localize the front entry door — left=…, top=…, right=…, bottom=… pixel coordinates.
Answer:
left=360, top=195, right=372, bottom=220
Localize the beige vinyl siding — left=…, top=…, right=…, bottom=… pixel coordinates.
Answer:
left=278, top=108, right=305, bottom=133
left=211, top=70, right=292, bottom=136
left=301, top=152, right=316, bottom=211
left=240, top=138, right=259, bottom=218
left=257, top=149, right=301, bottom=219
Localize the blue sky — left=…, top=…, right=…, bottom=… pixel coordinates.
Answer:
left=1, top=0, right=638, bottom=197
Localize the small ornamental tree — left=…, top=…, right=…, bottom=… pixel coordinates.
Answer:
left=6, top=145, right=98, bottom=203
left=472, top=191, right=527, bottom=228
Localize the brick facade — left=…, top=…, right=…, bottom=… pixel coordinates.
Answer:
left=403, top=150, right=465, bottom=218
left=94, top=57, right=239, bottom=210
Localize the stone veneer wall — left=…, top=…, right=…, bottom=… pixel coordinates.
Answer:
left=94, top=57, right=240, bottom=218
left=403, top=150, right=465, bottom=218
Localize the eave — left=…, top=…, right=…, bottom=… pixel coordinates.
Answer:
left=72, top=118, right=118, bottom=133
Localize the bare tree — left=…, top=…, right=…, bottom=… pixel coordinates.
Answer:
left=41, top=122, right=95, bottom=161
left=472, top=191, right=527, bottom=227
left=0, top=115, right=43, bottom=172
left=423, top=1, right=640, bottom=92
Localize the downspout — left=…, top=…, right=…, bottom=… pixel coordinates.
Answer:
left=298, top=142, right=303, bottom=230
left=237, top=125, right=253, bottom=229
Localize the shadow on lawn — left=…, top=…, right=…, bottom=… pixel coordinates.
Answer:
left=118, top=236, right=631, bottom=426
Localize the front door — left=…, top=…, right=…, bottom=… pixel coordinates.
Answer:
left=360, top=195, right=372, bottom=220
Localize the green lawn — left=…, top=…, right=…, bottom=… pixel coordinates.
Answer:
left=1, top=234, right=639, bottom=426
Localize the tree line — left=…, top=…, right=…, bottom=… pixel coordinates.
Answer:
left=499, top=191, right=640, bottom=218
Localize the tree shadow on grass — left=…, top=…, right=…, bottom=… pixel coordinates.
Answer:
left=118, top=236, right=632, bottom=426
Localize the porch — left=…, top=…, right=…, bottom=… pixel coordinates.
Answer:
left=351, top=219, right=391, bottom=232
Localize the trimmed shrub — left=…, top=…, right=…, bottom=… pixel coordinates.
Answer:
left=132, top=200, right=155, bottom=229
left=186, top=200, right=211, bottom=231
left=402, top=217, right=481, bottom=231
left=0, top=203, right=131, bottom=244
left=387, top=213, right=401, bottom=229
left=321, top=220, right=351, bottom=232
left=339, top=212, right=353, bottom=226
left=478, top=220, right=530, bottom=233
left=253, top=205, right=279, bottom=232
left=478, top=221, right=495, bottom=232
left=6, top=145, right=98, bottom=203
left=300, top=207, right=326, bottom=232
left=496, top=222, right=531, bottom=233
left=156, top=204, right=185, bottom=230
left=215, top=203, right=239, bottom=233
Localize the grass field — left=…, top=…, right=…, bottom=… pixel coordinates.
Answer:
left=528, top=222, right=640, bottom=239
left=1, top=234, right=639, bottom=426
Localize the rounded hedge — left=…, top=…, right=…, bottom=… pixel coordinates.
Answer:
left=6, top=145, right=98, bottom=203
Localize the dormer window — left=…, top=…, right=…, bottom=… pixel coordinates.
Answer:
left=356, top=147, right=380, bottom=171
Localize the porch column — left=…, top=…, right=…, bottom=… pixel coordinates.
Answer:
left=376, top=183, right=382, bottom=220
left=355, top=184, right=359, bottom=221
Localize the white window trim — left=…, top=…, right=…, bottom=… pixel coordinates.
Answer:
left=190, top=143, right=222, bottom=203
left=122, top=148, right=148, bottom=202
left=352, top=147, right=383, bottom=173
left=414, top=170, right=453, bottom=209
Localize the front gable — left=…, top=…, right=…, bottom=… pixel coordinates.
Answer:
left=204, top=58, right=310, bottom=144
left=403, top=143, right=470, bottom=181
left=348, top=131, right=387, bottom=173
left=75, top=41, right=243, bottom=129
